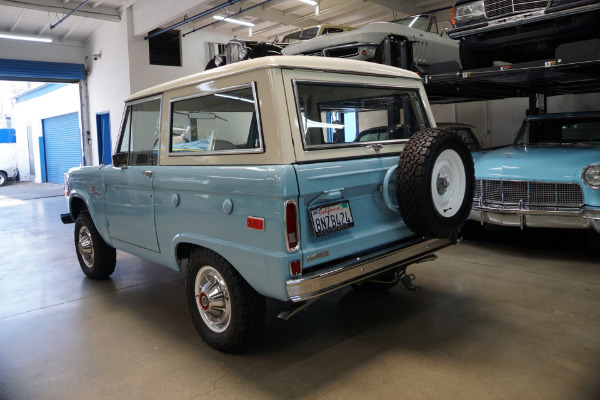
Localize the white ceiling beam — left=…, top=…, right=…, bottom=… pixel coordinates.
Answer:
left=37, top=21, right=50, bottom=35
left=415, top=0, right=450, bottom=8
left=342, top=10, right=395, bottom=28
left=10, top=8, right=26, bottom=32
left=0, top=0, right=120, bottom=22
left=61, top=17, right=82, bottom=40
left=368, top=0, right=423, bottom=15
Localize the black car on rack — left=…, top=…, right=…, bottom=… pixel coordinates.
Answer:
left=448, top=0, right=600, bottom=69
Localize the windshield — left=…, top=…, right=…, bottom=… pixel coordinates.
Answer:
left=282, top=27, right=320, bottom=43
left=391, top=15, right=432, bottom=32
left=514, top=117, right=600, bottom=145
left=294, top=82, right=430, bottom=149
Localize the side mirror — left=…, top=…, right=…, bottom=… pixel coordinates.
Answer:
left=112, top=152, right=128, bottom=168
left=440, top=27, right=449, bottom=37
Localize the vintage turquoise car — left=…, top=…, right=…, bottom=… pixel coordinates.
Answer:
left=61, top=56, right=474, bottom=353
left=470, top=112, right=600, bottom=234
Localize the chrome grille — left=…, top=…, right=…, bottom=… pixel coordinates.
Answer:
left=225, top=41, right=244, bottom=64
left=484, top=0, right=549, bottom=18
left=473, top=179, right=583, bottom=208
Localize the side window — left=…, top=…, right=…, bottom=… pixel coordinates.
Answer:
left=169, top=85, right=262, bottom=153
left=117, top=98, right=162, bottom=166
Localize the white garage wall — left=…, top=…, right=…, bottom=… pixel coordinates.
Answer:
left=85, top=13, right=131, bottom=166
left=13, top=84, right=81, bottom=183
left=0, top=40, right=86, bottom=65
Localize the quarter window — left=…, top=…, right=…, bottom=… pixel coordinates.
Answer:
left=169, top=85, right=262, bottom=153
left=117, top=98, right=162, bottom=166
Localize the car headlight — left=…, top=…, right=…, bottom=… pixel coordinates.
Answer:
left=452, top=1, right=485, bottom=26
left=582, top=164, right=600, bottom=188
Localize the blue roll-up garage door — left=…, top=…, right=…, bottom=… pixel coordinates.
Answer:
left=42, top=113, right=82, bottom=184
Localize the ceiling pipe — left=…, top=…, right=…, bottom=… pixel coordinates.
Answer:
left=51, top=0, right=93, bottom=29
left=144, top=0, right=241, bottom=40
left=183, top=0, right=275, bottom=38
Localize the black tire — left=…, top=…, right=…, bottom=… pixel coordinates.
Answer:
left=396, top=127, right=475, bottom=239
left=74, top=212, right=116, bottom=279
left=0, top=171, right=7, bottom=187
left=459, top=43, right=493, bottom=70
left=352, top=270, right=399, bottom=293
left=185, top=247, right=266, bottom=353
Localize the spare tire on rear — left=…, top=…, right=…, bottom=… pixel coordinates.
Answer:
left=396, top=127, right=475, bottom=239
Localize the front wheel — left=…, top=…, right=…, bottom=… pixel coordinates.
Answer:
left=396, top=128, right=475, bottom=239
left=74, top=213, right=116, bottom=279
left=0, top=171, right=7, bottom=187
left=185, top=248, right=265, bottom=353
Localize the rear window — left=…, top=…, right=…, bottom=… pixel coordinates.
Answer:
left=293, top=81, right=430, bottom=149
left=169, top=84, right=262, bottom=154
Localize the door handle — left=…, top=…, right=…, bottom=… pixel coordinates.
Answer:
left=141, top=170, right=153, bottom=178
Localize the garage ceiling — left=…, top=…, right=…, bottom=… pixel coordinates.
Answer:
left=0, top=0, right=454, bottom=45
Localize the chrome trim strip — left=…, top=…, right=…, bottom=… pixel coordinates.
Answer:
left=286, top=237, right=451, bottom=302
left=472, top=204, right=584, bottom=216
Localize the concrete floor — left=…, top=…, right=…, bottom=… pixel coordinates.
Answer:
left=0, top=186, right=599, bottom=400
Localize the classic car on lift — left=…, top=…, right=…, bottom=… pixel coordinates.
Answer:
left=205, top=25, right=355, bottom=70
left=282, top=14, right=460, bottom=73
left=449, top=0, right=600, bottom=69
left=61, top=56, right=475, bottom=353
left=470, top=112, right=600, bottom=235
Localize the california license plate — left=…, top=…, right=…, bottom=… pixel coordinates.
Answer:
left=310, top=201, right=354, bottom=237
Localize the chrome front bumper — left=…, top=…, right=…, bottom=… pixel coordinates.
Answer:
left=285, top=237, right=453, bottom=303
left=470, top=206, right=600, bottom=233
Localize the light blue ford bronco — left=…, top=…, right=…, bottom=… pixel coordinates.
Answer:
left=62, top=56, right=474, bottom=353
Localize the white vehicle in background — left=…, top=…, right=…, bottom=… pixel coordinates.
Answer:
left=0, top=130, right=19, bottom=186
left=282, top=14, right=460, bottom=73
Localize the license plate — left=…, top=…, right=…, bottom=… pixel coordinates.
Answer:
left=310, top=201, right=354, bottom=237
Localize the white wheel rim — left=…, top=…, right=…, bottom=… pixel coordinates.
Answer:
left=431, top=149, right=466, bottom=218
left=194, top=266, right=231, bottom=333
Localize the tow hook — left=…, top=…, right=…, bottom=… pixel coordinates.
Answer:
left=400, top=271, right=420, bottom=291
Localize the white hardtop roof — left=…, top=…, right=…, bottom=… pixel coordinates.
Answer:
left=127, top=56, right=421, bottom=102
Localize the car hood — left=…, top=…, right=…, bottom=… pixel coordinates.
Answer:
left=473, top=145, right=600, bottom=182
left=282, top=22, right=455, bottom=54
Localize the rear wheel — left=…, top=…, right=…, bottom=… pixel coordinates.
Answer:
left=396, top=128, right=475, bottom=239
left=74, top=212, right=116, bottom=279
left=185, top=248, right=265, bottom=353
left=0, top=171, right=7, bottom=187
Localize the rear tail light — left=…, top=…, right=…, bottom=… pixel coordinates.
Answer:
left=284, top=200, right=300, bottom=252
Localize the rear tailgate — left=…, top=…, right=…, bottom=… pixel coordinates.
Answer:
left=294, top=155, right=414, bottom=270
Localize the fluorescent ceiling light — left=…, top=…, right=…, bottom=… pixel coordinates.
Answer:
left=297, top=0, right=317, bottom=5
left=0, top=33, right=52, bottom=43
left=213, top=16, right=255, bottom=27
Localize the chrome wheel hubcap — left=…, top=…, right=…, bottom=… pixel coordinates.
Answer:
left=194, top=266, right=231, bottom=333
left=78, top=226, right=94, bottom=268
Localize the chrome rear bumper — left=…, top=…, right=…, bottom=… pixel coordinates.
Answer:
left=285, top=237, right=453, bottom=303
